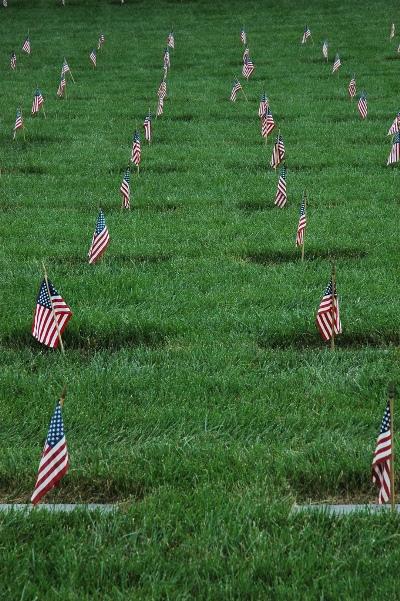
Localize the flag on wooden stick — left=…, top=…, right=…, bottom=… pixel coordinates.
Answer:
left=98, top=32, right=105, bottom=50
left=332, top=53, right=341, bottom=73
left=32, top=279, right=72, bottom=349
left=242, top=55, right=255, bottom=80
left=120, top=167, right=131, bottom=208
left=57, top=75, right=66, bottom=98
left=387, top=131, right=400, bottom=165
left=372, top=398, right=393, bottom=505
left=274, top=164, right=287, bottom=208
left=158, top=79, right=167, bottom=99
left=348, top=75, right=356, bottom=98
left=230, top=78, right=242, bottom=102
left=144, top=110, right=152, bottom=143
left=316, top=276, right=342, bottom=342
left=270, top=133, right=285, bottom=168
left=322, top=40, right=328, bottom=60
left=301, top=26, right=311, bottom=44
left=390, top=23, right=395, bottom=39
left=31, top=395, right=69, bottom=505
left=32, top=88, right=45, bottom=116
left=261, top=107, right=275, bottom=139
left=88, top=209, right=110, bottom=264
left=295, top=194, right=307, bottom=248
left=89, top=49, right=96, bottom=67
left=258, top=92, right=268, bottom=118
left=240, top=29, right=247, bottom=45
left=22, top=35, right=31, bottom=54
left=387, top=112, right=400, bottom=135
left=157, top=95, right=164, bottom=116
left=358, top=91, right=368, bottom=119
left=131, top=130, right=141, bottom=170
left=13, top=108, right=24, bottom=139
left=10, top=52, right=16, bottom=70
left=167, top=31, right=175, bottom=49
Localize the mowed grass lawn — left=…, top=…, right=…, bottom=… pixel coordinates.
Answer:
left=1, top=0, right=400, bottom=598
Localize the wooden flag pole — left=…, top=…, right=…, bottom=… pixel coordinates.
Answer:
left=42, top=261, right=65, bottom=354
left=148, top=107, right=151, bottom=144
left=301, top=190, right=307, bottom=262
left=389, top=383, right=396, bottom=512
left=330, top=263, right=336, bottom=350
left=242, top=87, right=248, bottom=102
left=59, top=384, right=67, bottom=408
left=66, top=58, right=76, bottom=83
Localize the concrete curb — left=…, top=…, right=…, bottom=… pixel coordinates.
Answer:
left=0, top=503, right=117, bottom=513
left=292, top=504, right=400, bottom=515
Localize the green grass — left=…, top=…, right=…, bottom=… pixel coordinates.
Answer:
left=1, top=0, right=400, bottom=597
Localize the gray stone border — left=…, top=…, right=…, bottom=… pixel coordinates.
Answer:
left=0, top=504, right=117, bottom=513
left=292, top=504, right=400, bottom=515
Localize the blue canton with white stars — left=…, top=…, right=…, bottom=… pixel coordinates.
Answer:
left=46, top=403, right=65, bottom=447
left=380, top=402, right=391, bottom=434
left=95, top=210, right=106, bottom=234
left=37, top=280, right=57, bottom=309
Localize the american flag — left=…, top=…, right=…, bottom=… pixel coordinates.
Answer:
left=390, top=23, right=395, bottom=39
left=31, top=399, right=69, bottom=505
left=144, top=110, right=152, bottom=143
left=270, top=133, right=285, bottom=169
left=387, top=112, right=400, bottom=135
left=157, top=95, right=164, bottom=116
left=90, top=49, right=96, bottom=67
left=274, top=164, right=287, bottom=208
left=13, top=109, right=23, bottom=139
left=295, top=197, right=307, bottom=246
left=261, top=107, right=275, bottom=138
left=243, top=47, right=249, bottom=63
left=88, top=209, right=110, bottom=264
left=242, top=55, right=254, bottom=79
left=301, top=26, right=311, bottom=44
left=131, top=130, right=141, bottom=166
left=120, top=168, right=131, bottom=208
left=167, top=31, right=175, bottom=49
left=3, top=0, right=8, bottom=6
left=57, top=75, right=66, bottom=98
left=358, top=92, right=368, bottom=119
left=32, top=88, right=44, bottom=115
left=163, top=47, right=170, bottom=70
left=61, top=58, right=70, bottom=76
left=316, top=279, right=342, bottom=342
left=98, top=32, right=105, bottom=49
left=22, top=36, right=31, bottom=54
left=230, top=78, right=242, bottom=102
left=258, top=92, right=268, bottom=118
left=348, top=75, right=356, bottom=98
left=387, top=131, right=400, bottom=165
left=158, top=80, right=167, bottom=99
left=32, top=279, right=72, bottom=348
left=322, top=40, right=328, bottom=60
left=240, top=29, right=247, bottom=45
left=398, top=43, right=400, bottom=53
left=332, top=53, right=341, bottom=73
left=372, top=400, right=393, bottom=505
left=10, top=52, right=16, bottom=70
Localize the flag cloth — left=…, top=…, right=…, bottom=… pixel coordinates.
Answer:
left=258, top=92, right=268, bottom=118
left=270, top=133, right=285, bottom=168
left=390, top=23, right=395, bottom=39
left=144, top=111, right=152, bottom=142
left=332, top=53, right=341, bottom=73
left=57, top=75, right=66, bottom=98
left=13, top=109, right=23, bottom=139
left=32, top=279, right=72, bottom=348
left=31, top=88, right=44, bottom=115
left=131, top=131, right=141, bottom=166
left=387, top=131, right=400, bottom=165
left=261, top=107, right=275, bottom=138
left=157, top=95, right=164, bottom=116
left=88, top=209, right=110, bottom=264
left=295, top=197, right=307, bottom=246
left=158, top=80, right=167, bottom=99
left=316, top=279, right=342, bottom=341
left=240, top=29, right=247, bottom=44
left=358, top=92, right=368, bottom=119
left=387, top=112, right=400, bottom=136
left=31, top=401, right=69, bottom=505
left=372, top=400, right=392, bottom=505
left=274, top=164, right=287, bottom=208
left=3, top=0, right=8, bottom=6
left=10, top=52, right=16, bottom=70
left=348, top=76, right=356, bottom=98
left=230, top=78, right=242, bottom=102
left=89, top=49, right=96, bottom=66
left=120, top=168, right=131, bottom=208
left=98, top=32, right=105, bottom=49
left=301, top=26, right=311, bottom=44
left=163, top=47, right=170, bottom=70
left=242, top=55, right=255, bottom=79
left=243, top=47, right=249, bottom=63
left=22, top=36, right=31, bottom=54
left=322, top=40, right=328, bottom=60
left=61, top=59, right=70, bottom=76
left=167, top=31, right=175, bottom=49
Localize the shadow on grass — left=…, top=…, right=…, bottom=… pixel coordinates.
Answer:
left=168, top=114, right=194, bottom=122
left=243, top=249, right=367, bottom=264
left=145, top=164, right=189, bottom=174
left=258, top=330, right=400, bottom=350
left=238, top=201, right=276, bottom=212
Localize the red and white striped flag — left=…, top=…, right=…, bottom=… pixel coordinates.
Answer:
left=57, top=75, right=66, bottom=98
left=348, top=75, right=356, bottom=98
left=98, top=32, right=105, bottom=50
left=322, top=40, right=328, bottom=60
left=32, top=279, right=72, bottom=348
left=88, top=209, right=110, bottom=264
left=242, top=55, right=254, bottom=79
left=3, top=0, right=8, bottom=6
left=13, top=108, right=23, bottom=139
left=258, top=92, right=268, bottom=118
left=270, top=133, right=285, bottom=169
left=230, top=78, right=242, bottom=102
left=358, top=92, right=368, bottom=119
left=332, top=53, right=341, bottom=73
left=131, top=130, right=141, bottom=167
left=144, top=110, right=152, bottom=143
left=387, top=112, right=400, bottom=135
left=390, top=23, right=395, bottom=39
left=22, top=36, right=31, bottom=54
left=240, top=29, right=247, bottom=45
left=243, top=47, right=249, bottom=63
left=274, top=164, right=287, bottom=208
left=10, top=52, right=16, bottom=70
left=61, top=58, right=70, bottom=77
left=158, top=80, right=167, bottom=99
left=261, top=107, right=275, bottom=139
left=120, top=167, right=131, bottom=208
left=295, top=196, right=307, bottom=246
left=301, top=26, right=311, bottom=44
left=89, top=49, right=96, bottom=67
left=32, top=88, right=44, bottom=115
left=387, top=131, right=400, bottom=165
left=157, top=95, right=164, bottom=116
left=163, top=47, right=170, bottom=71
left=372, top=400, right=393, bottom=505
left=167, top=31, right=175, bottom=49
left=31, top=398, right=69, bottom=505
left=316, top=279, right=342, bottom=342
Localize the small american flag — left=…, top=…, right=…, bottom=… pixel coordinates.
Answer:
left=157, top=95, right=164, bottom=116
left=98, top=32, right=105, bottom=49
left=131, top=130, right=141, bottom=166
left=32, top=88, right=44, bottom=115
left=398, top=43, right=400, bottom=53
left=242, top=55, right=254, bottom=79
left=316, top=279, right=342, bottom=342
left=332, top=53, right=341, bottom=73
left=120, top=168, right=131, bottom=208
left=61, top=59, right=70, bottom=76
left=372, top=400, right=393, bottom=505
left=230, top=78, right=242, bottom=102
left=258, top=92, right=268, bottom=118
left=240, top=29, right=247, bottom=45
left=295, top=196, right=307, bottom=247
left=167, top=31, right=175, bottom=49
left=301, top=26, right=311, bottom=44
left=387, top=131, right=400, bottom=165
left=32, top=279, right=72, bottom=348
left=390, top=23, right=395, bottom=39
left=144, top=110, right=152, bottom=143
left=88, top=209, right=110, bottom=264
left=243, top=47, right=249, bottom=63
left=270, top=133, right=285, bottom=169
left=13, top=109, right=23, bottom=139
left=387, top=112, right=400, bottom=135
left=22, top=36, right=31, bottom=54
left=31, top=400, right=69, bottom=505
left=57, top=75, right=66, bottom=98
left=90, top=49, right=96, bottom=67
left=163, top=47, right=170, bottom=70
left=348, top=75, right=356, bottom=98
left=358, top=92, right=368, bottom=119
left=3, top=0, right=8, bottom=6
left=10, top=52, right=16, bottom=70
left=261, top=107, right=275, bottom=138
left=322, top=40, right=328, bottom=60
left=274, top=164, right=287, bottom=208
left=158, top=80, right=167, bottom=99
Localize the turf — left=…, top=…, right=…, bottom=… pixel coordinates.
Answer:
left=1, top=0, right=400, bottom=598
